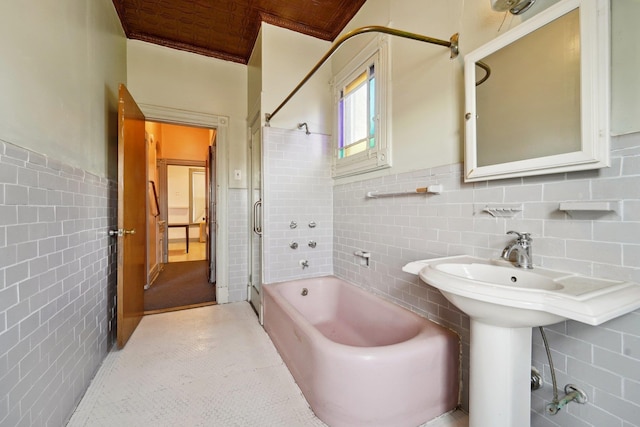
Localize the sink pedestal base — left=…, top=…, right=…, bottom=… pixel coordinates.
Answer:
left=469, top=320, right=532, bottom=427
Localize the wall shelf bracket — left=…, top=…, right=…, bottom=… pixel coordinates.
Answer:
left=558, top=200, right=620, bottom=212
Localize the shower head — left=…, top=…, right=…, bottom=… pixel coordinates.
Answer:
left=490, top=0, right=536, bottom=15
left=297, top=123, right=310, bottom=135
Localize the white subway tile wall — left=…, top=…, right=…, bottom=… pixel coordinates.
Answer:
left=0, top=140, right=117, bottom=427
left=334, top=132, right=640, bottom=426
left=262, top=127, right=333, bottom=284
left=228, top=188, right=249, bottom=302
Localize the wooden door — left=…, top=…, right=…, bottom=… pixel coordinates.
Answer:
left=116, top=84, right=147, bottom=348
left=207, top=145, right=217, bottom=282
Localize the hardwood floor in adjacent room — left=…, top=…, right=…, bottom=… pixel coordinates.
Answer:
left=168, top=241, right=206, bottom=263
left=144, top=260, right=215, bottom=314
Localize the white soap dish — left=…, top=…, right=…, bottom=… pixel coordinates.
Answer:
left=482, top=205, right=523, bottom=218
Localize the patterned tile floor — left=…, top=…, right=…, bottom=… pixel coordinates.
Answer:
left=68, top=303, right=468, bottom=427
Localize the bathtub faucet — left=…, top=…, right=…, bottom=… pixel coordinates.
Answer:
left=501, top=230, right=533, bottom=269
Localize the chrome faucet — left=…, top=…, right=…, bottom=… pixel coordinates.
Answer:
left=501, top=230, right=533, bottom=269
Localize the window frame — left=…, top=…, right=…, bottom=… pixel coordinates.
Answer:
left=332, top=35, right=391, bottom=178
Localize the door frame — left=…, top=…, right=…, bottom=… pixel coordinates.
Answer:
left=159, top=159, right=207, bottom=264
left=140, top=104, right=230, bottom=304
left=207, top=145, right=217, bottom=283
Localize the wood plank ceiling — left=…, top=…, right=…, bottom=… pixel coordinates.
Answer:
left=112, top=0, right=367, bottom=64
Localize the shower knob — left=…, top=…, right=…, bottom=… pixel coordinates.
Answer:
left=308, top=240, right=317, bottom=248
left=289, top=241, right=298, bottom=249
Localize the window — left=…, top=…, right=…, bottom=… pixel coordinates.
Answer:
left=333, top=36, right=390, bottom=177
left=338, top=66, right=375, bottom=159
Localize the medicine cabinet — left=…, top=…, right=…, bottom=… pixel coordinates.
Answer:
left=464, top=0, right=610, bottom=182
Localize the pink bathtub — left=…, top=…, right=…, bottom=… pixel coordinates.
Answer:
left=263, top=276, right=459, bottom=427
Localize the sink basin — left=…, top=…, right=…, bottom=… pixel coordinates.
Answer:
left=403, top=255, right=640, bottom=427
left=430, top=262, right=566, bottom=327
left=403, top=255, right=640, bottom=327
left=434, top=263, right=563, bottom=290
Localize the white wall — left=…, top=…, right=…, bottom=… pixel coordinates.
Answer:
left=611, top=0, right=640, bottom=135
left=0, top=0, right=126, bottom=178
left=247, top=29, right=263, bottom=126
left=260, top=23, right=332, bottom=134
left=126, top=40, right=248, bottom=188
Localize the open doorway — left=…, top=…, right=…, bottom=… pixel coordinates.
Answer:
left=166, top=164, right=207, bottom=263
left=144, top=121, right=217, bottom=314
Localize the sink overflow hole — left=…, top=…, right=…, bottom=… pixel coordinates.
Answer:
left=511, top=276, right=517, bottom=283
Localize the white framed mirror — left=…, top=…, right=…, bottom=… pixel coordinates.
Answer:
left=464, top=0, right=610, bottom=182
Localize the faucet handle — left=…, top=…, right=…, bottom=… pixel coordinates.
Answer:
left=507, top=231, right=532, bottom=245
left=507, top=230, right=522, bottom=238
left=507, top=230, right=531, bottom=240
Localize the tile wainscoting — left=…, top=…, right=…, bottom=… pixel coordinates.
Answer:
left=0, top=140, right=117, bottom=427
left=334, top=132, right=640, bottom=426
left=228, top=188, right=249, bottom=303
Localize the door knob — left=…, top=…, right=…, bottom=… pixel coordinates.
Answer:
left=109, top=229, right=136, bottom=237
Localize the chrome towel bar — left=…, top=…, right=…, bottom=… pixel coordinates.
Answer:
left=365, top=185, right=442, bottom=199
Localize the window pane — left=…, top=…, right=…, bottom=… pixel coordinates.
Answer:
left=338, top=98, right=344, bottom=150
left=337, top=61, right=380, bottom=162
left=345, top=71, right=367, bottom=95
left=343, top=83, right=368, bottom=147
left=344, top=140, right=367, bottom=157
left=369, top=75, right=376, bottom=141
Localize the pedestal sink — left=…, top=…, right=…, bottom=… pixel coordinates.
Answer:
left=403, top=255, right=640, bottom=427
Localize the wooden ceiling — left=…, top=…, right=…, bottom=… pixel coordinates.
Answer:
left=112, top=0, right=367, bottom=64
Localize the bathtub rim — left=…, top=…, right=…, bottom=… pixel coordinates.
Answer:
left=262, top=275, right=459, bottom=354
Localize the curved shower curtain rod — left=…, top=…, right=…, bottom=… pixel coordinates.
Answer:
left=265, top=25, right=460, bottom=125
left=475, top=61, right=492, bottom=86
